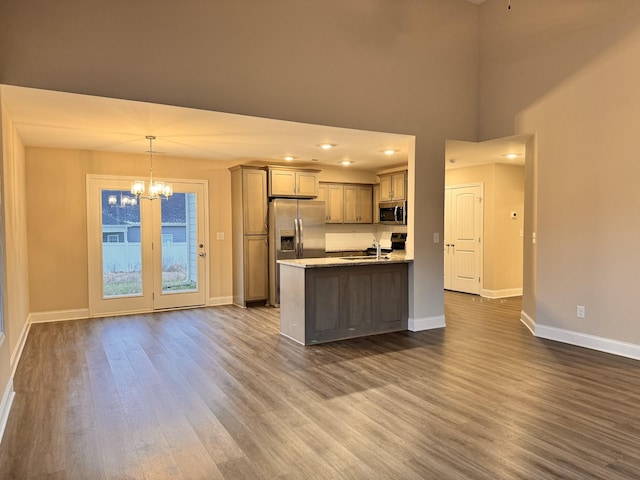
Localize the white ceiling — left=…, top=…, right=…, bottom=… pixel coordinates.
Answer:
left=1, top=85, right=527, bottom=172
left=1, top=85, right=412, bottom=172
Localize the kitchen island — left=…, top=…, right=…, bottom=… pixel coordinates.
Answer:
left=278, top=253, right=412, bottom=345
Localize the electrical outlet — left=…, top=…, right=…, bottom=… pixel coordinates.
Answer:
left=216, top=232, right=224, bottom=240
left=433, top=232, right=440, bottom=243
left=577, top=305, right=585, bottom=318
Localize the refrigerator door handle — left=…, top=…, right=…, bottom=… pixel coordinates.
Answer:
left=298, top=218, right=304, bottom=257
left=294, top=218, right=300, bottom=257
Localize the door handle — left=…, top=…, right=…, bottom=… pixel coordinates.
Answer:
left=298, top=218, right=304, bottom=257
left=294, top=218, right=300, bottom=256
left=199, top=252, right=207, bottom=257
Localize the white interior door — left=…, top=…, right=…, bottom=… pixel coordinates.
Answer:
left=87, top=176, right=208, bottom=317
left=444, top=184, right=483, bottom=294
left=444, top=188, right=452, bottom=290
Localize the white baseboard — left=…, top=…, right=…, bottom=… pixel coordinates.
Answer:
left=0, top=378, right=15, bottom=446
left=520, top=310, right=535, bottom=335
left=481, top=287, right=523, bottom=299
left=209, top=296, right=233, bottom=306
left=409, top=315, right=446, bottom=332
left=28, top=308, right=90, bottom=323
left=535, top=324, right=640, bottom=362
left=10, top=319, right=31, bottom=378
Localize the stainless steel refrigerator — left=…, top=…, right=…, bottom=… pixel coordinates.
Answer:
left=269, top=198, right=326, bottom=307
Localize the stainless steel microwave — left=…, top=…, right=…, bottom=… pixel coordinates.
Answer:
left=379, top=201, right=407, bottom=224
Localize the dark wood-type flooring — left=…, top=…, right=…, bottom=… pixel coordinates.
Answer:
left=2, top=292, right=640, bottom=479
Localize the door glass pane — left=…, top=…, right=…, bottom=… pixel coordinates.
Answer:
left=101, top=190, right=142, bottom=297
left=161, top=192, right=198, bottom=293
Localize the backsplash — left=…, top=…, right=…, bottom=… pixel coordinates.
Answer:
left=325, top=224, right=405, bottom=251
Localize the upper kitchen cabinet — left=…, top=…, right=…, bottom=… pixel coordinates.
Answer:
left=268, top=167, right=320, bottom=198
left=319, top=182, right=373, bottom=224
left=241, top=167, right=268, bottom=235
left=373, top=184, right=380, bottom=224
left=379, top=171, right=407, bottom=202
left=318, top=183, right=344, bottom=223
left=343, top=185, right=373, bottom=223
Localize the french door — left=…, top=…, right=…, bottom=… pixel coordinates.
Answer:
left=87, top=176, right=208, bottom=317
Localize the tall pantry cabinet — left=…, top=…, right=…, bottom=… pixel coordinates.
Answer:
left=230, top=166, right=269, bottom=307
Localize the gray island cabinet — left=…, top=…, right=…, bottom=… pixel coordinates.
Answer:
left=278, top=256, right=412, bottom=344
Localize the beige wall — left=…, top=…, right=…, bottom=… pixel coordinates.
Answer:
left=493, top=164, right=524, bottom=292
left=2, top=110, right=29, bottom=353
left=26, top=147, right=233, bottom=312
left=0, top=104, right=12, bottom=416
left=0, top=102, right=30, bottom=409
left=480, top=1, right=640, bottom=344
left=478, top=0, right=640, bottom=141
left=445, top=163, right=524, bottom=294
left=521, top=136, right=537, bottom=322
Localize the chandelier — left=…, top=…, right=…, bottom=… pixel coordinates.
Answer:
left=108, top=192, right=137, bottom=207
left=131, top=135, right=173, bottom=201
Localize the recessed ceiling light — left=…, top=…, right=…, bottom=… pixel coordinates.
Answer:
left=318, top=143, right=336, bottom=150
left=341, top=160, right=353, bottom=166
left=284, top=156, right=295, bottom=161
left=504, top=153, right=520, bottom=159
left=383, top=149, right=397, bottom=155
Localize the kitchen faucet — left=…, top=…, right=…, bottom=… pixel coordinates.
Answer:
left=372, top=237, right=381, bottom=259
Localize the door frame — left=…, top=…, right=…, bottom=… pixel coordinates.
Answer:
left=86, top=174, right=209, bottom=318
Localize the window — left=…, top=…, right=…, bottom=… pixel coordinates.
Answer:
left=102, top=232, right=124, bottom=243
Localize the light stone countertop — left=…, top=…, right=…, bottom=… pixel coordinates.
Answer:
left=278, top=252, right=413, bottom=269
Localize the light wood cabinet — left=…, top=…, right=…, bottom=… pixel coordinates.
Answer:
left=318, top=183, right=344, bottom=223
left=379, top=171, right=407, bottom=202
left=268, top=167, right=319, bottom=198
left=242, top=168, right=268, bottom=235
left=230, top=166, right=269, bottom=307
left=296, top=171, right=319, bottom=197
left=373, top=184, right=380, bottom=224
left=319, top=182, right=373, bottom=224
left=343, top=185, right=373, bottom=223
left=243, top=235, right=269, bottom=302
